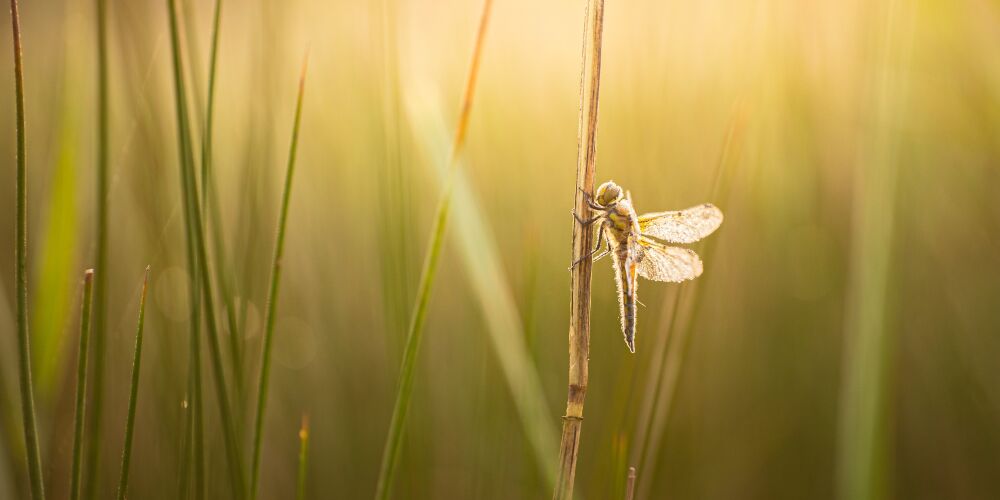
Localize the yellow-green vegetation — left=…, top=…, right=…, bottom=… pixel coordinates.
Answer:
left=2, top=0, right=1000, bottom=499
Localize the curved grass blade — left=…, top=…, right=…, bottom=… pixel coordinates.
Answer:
left=373, top=2, right=493, bottom=498
left=8, top=0, right=46, bottom=497
left=70, top=270, right=96, bottom=500
left=115, top=267, right=151, bottom=500
left=249, top=55, right=309, bottom=500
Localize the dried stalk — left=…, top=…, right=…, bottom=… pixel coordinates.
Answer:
left=624, top=467, right=637, bottom=500
left=553, top=0, right=605, bottom=498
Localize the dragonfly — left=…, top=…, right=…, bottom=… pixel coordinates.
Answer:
left=573, top=180, right=723, bottom=353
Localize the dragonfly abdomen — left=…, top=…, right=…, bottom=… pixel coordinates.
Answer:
left=623, top=287, right=637, bottom=352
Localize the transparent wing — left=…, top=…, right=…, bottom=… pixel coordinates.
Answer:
left=635, top=237, right=703, bottom=282
left=637, top=203, right=723, bottom=243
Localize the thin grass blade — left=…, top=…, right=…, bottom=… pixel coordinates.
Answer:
left=8, top=0, right=45, bottom=497
left=200, top=0, right=244, bottom=404
left=836, top=2, right=913, bottom=499
left=405, top=100, right=559, bottom=489
left=70, top=270, right=96, bottom=500
left=115, top=267, right=151, bottom=500
left=249, top=54, right=309, bottom=500
left=373, top=2, right=493, bottom=498
left=166, top=0, right=246, bottom=495
left=83, top=0, right=111, bottom=496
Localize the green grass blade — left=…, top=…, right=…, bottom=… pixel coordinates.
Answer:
left=249, top=56, right=308, bottom=500
left=296, top=416, right=309, bottom=500
left=70, top=270, right=96, bottom=500
left=405, top=103, right=559, bottom=489
left=373, top=188, right=452, bottom=500
left=8, top=0, right=45, bottom=497
left=115, top=267, right=151, bottom=500
left=178, top=338, right=205, bottom=500
left=83, top=0, right=111, bottom=496
left=836, top=2, right=912, bottom=499
left=33, top=96, right=79, bottom=396
left=200, top=0, right=244, bottom=407
left=373, top=2, right=492, bottom=498
left=166, top=0, right=246, bottom=496
left=168, top=3, right=207, bottom=497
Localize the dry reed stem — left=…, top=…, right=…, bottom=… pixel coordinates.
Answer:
left=554, top=0, right=605, bottom=498
left=624, top=467, right=637, bottom=500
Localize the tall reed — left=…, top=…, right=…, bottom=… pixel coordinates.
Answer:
left=115, top=267, right=151, bottom=500
left=9, top=0, right=45, bottom=497
left=554, top=0, right=605, bottom=498
left=249, top=55, right=309, bottom=500
left=624, top=466, right=636, bottom=500
left=372, top=1, right=493, bottom=498
left=70, top=270, right=96, bottom=500
left=83, top=0, right=111, bottom=497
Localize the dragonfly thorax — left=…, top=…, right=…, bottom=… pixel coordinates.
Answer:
left=605, top=199, right=640, bottom=238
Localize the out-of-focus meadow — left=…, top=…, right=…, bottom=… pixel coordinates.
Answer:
left=1, top=0, right=999, bottom=498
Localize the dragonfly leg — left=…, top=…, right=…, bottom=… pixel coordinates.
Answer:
left=572, top=209, right=602, bottom=226
left=577, top=186, right=604, bottom=211
left=591, top=243, right=611, bottom=263
left=569, top=226, right=606, bottom=270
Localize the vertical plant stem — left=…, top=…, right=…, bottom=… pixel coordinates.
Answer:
left=115, top=267, right=151, bottom=500
left=296, top=415, right=309, bottom=500
left=9, top=0, right=45, bottom=497
left=166, top=0, right=245, bottom=496
left=249, top=56, right=308, bottom=500
left=70, top=270, right=96, bottom=500
left=180, top=339, right=205, bottom=500
left=84, top=0, right=111, bottom=497
left=554, top=0, right=605, bottom=499
left=372, top=2, right=492, bottom=498
left=201, top=0, right=243, bottom=404
left=624, top=466, right=636, bottom=500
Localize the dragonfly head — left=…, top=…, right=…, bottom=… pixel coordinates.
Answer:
left=595, top=180, right=624, bottom=207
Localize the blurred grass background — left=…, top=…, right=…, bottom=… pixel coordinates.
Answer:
left=2, top=0, right=1000, bottom=498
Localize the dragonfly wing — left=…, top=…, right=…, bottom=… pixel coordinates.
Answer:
left=637, top=203, right=723, bottom=243
left=636, top=236, right=704, bottom=282
left=611, top=248, right=639, bottom=353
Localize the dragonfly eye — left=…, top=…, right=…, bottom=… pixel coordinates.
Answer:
left=596, top=181, right=623, bottom=206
